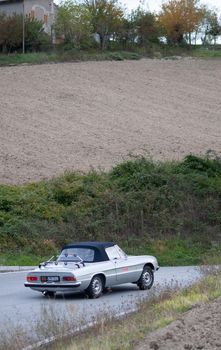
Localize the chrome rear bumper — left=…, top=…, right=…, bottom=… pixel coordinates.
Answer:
left=24, top=282, right=81, bottom=288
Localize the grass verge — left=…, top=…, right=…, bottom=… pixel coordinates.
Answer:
left=45, top=271, right=221, bottom=350
left=192, top=47, right=221, bottom=58
left=1, top=238, right=221, bottom=267
left=0, top=50, right=141, bottom=66
left=0, top=46, right=220, bottom=67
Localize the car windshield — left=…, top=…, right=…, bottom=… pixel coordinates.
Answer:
left=57, top=248, right=95, bottom=263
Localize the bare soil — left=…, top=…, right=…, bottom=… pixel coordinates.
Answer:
left=0, top=58, right=221, bottom=184
left=135, top=297, right=221, bottom=350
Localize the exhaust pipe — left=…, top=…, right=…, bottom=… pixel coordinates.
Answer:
left=42, top=290, right=55, bottom=298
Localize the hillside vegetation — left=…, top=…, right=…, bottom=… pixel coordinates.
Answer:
left=0, top=155, right=221, bottom=266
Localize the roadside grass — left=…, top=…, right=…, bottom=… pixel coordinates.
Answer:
left=1, top=46, right=220, bottom=67
left=0, top=252, right=49, bottom=266
left=47, top=272, right=221, bottom=350
left=0, top=52, right=58, bottom=65
left=192, top=48, right=221, bottom=58
left=0, top=155, right=221, bottom=266
left=0, top=50, right=141, bottom=66
left=1, top=238, right=221, bottom=267
left=0, top=271, right=221, bottom=350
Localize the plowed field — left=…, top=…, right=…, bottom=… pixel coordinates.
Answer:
left=0, top=58, right=220, bottom=184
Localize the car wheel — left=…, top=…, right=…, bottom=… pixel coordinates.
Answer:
left=86, top=275, right=104, bottom=299
left=137, top=266, right=154, bottom=290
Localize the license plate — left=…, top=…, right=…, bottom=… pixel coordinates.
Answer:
left=41, top=276, right=60, bottom=283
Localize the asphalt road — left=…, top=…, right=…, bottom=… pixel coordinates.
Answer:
left=0, top=266, right=202, bottom=337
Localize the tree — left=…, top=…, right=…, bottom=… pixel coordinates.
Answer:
left=159, top=0, right=205, bottom=45
left=132, top=8, right=160, bottom=47
left=0, top=14, right=22, bottom=52
left=0, top=14, right=49, bottom=53
left=85, top=0, right=124, bottom=50
left=115, top=17, right=135, bottom=49
left=201, top=10, right=221, bottom=45
left=25, top=17, right=50, bottom=51
left=55, top=0, right=93, bottom=48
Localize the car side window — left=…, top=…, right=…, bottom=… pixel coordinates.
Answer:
left=115, top=245, right=127, bottom=259
left=105, top=246, right=121, bottom=260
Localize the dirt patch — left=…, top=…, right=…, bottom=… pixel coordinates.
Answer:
left=135, top=297, right=221, bottom=350
left=0, top=58, right=221, bottom=184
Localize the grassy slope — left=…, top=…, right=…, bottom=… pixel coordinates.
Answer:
left=0, top=155, right=221, bottom=266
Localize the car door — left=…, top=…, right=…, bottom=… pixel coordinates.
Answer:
left=105, top=245, right=136, bottom=284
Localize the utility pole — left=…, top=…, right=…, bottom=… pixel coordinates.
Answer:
left=22, top=0, right=25, bottom=53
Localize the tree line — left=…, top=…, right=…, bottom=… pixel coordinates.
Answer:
left=0, top=0, right=221, bottom=53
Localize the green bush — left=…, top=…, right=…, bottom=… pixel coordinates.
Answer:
left=175, top=155, right=221, bottom=177
left=0, top=155, right=220, bottom=265
left=109, top=52, right=124, bottom=60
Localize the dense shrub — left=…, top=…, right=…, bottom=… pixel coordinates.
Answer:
left=0, top=14, right=50, bottom=53
left=0, top=155, right=220, bottom=264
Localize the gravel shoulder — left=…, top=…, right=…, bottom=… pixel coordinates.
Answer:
left=135, top=297, right=221, bottom=350
left=1, top=58, right=221, bottom=184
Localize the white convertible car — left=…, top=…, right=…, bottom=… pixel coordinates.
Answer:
left=25, top=242, right=159, bottom=298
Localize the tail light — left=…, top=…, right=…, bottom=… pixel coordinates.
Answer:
left=63, top=276, right=76, bottom=282
left=27, top=276, right=38, bottom=282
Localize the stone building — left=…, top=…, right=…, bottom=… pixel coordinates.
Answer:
left=0, top=0, right=56, bottom=37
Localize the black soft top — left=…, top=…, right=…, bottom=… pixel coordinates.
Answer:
left=61, top=241, right=115, bottom=262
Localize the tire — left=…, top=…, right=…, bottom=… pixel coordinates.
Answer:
left=86, top=275, right=104, bottom=299
left=137, top=266, right=154, bottom=290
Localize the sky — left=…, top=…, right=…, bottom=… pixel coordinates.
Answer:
left=120, top=0, right=221, bottom=14
left=55, top=0, right=221, bottom=14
